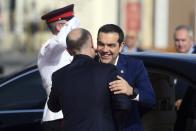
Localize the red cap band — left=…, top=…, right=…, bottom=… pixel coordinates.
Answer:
left=47, top=11, right=73, bottom=23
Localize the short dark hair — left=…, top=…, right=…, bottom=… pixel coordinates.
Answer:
left=66, top=28, right=91, bottom=54
left=97, top=24, right=124, bottom=44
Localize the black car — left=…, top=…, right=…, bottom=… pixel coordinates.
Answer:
left=0, top=65, right=47, bottom=131
left=0, top=52, right=196, bottom=131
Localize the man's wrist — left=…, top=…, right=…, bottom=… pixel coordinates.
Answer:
left=129, top=88, right=139, bottom=99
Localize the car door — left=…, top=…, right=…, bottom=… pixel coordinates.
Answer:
left=142, top=68, right=196, bottom=131
left=0, top=68, right=47, bottom=130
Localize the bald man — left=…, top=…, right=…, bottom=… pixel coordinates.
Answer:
left=47, top=28, right=131, bottom=131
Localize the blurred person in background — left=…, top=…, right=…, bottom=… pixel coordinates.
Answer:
left=96, top=24, right=155, bottom=131
left=37, top=4, right=80, bottom=131
left=174, top=25, right=196, bottom=54
left=173, top=25, right=196, bottom=110
left=174, top=25, right=196, bottom=131
left=121, top=30, right=143, bottom=54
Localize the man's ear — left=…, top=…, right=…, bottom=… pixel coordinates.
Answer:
left=119, top=42, right=125, bottom=52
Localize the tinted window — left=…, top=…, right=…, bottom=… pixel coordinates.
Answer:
left=142, top=70, right=196, bottom=131
left=142, top=70, right=176, bottom=131
left=149, top=72, right=175, bottom=111
left=0, top=70, right=47, bottom=110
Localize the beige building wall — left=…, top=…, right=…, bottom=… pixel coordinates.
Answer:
left=75, top=0, right=118, bottom=45
left=37, top=0, right=118, bottom=45
left=119, top=0, right=154, bottom=49
left=142, top=0, right=153, bottom=49
left=168, top=0, right=195, bottom=51
left=0, top=0, right=118, bottom=51
left=1, top=0, right=195, bottom=52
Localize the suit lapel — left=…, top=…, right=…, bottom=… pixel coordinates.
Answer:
left=192, top=45, right=196, bottom=53
left=116, top=54, right=128, bottom=78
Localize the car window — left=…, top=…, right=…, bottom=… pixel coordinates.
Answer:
left=142, top=69, right=196, bottom=131
left=142, top=70, right=177, bottom=131
left=150, top=71, right=175, bottom=111
left=0, top=70, right=47, bottom=110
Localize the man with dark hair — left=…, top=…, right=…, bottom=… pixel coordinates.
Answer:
left=48, top=28, right=131, bottom=131
left=37, top=4, right=80, bottom=131
left=96, top=24, right=156, bottom=131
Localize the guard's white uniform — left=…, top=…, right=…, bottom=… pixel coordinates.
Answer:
left=37, top=17, right=80, bottom=122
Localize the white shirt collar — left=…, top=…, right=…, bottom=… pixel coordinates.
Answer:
left=114, top=55, right=119, bottom=66
left=187, top=44, right=194, bottom=54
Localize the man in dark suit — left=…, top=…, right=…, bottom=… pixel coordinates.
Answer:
left=96, top=24, right=156, bottom=131
left=173, top=25, right=196, bottom=131
left=173, top=25, right=196, bottom=111
left=47, top=28, right=131, bottom=131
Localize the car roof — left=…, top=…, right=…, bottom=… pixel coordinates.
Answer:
left=1, top=52, right=196, bottom=85
left=125, top=52, right=196, bottom=84
left=0, top=65, right=38, bottom=84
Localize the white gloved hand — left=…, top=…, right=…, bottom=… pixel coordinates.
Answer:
left=67, top=17, right=80, bottom=30
left=56, top=16, right=80, bottom=47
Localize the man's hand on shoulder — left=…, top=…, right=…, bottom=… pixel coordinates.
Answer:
left=109, top=75, right=133, bottom=96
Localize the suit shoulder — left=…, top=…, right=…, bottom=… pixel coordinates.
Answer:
left=121, top=54, right=143, bottom=64
left=52, top=64, right=70, bottom=79
left=99, top=62, right=116, bottom=69
left=93, top=61, right=117, bottom=71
